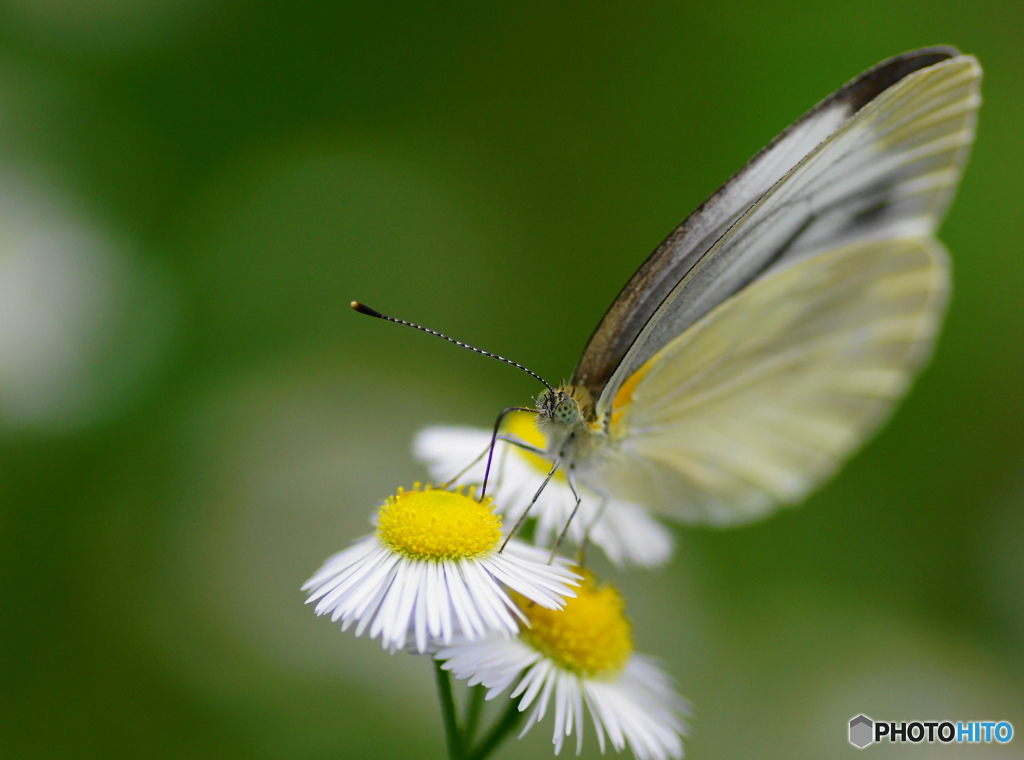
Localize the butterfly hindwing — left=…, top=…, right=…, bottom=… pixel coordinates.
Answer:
left=597, top=236, right=949, bottom=524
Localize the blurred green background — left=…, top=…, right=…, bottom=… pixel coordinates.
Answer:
left=1, top=1, right=1022, bottom=758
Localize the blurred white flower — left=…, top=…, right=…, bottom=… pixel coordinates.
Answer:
left=0, top=176, right=174, bottom=430
left=415, top=412, right=674, bottom=567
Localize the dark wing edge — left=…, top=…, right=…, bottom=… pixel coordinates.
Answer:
left=571, top=46, right=960, bottom=395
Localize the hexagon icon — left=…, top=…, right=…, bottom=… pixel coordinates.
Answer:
left=849, top=714, right=874, bottom=748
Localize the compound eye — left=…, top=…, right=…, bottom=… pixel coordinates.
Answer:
left=537, top=388, right=554, bottom=408
left=553, top=399, right=578, bottom=425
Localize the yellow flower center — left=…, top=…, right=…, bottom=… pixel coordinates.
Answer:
left=503, top=412, right=565, bottom=482
left=516, top=572, right=633, bottom=677
left=376, top=485, right=502, bottom=561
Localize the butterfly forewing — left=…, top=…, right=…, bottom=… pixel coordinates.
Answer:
left=571, top=47, right=959, bottom=394
left=597, top=237, right=949, bottom=525
left=589, top=54, right=979, bottom=421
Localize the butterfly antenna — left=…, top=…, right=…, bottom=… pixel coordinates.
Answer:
left=352, top=302, right=555, bottom=393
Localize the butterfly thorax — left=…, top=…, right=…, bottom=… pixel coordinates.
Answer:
left=535, top=384, right=604, bottom=466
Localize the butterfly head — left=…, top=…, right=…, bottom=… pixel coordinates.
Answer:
left=537, top=387, right=578, bottom=425
left=535, top=384, right=596, bottom=446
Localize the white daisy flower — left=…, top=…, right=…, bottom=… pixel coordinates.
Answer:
left=302, top=484, right=581, bottom=653
left=414, top=412, right=674, bottom=567
left=437, top=572, right=689, bottom=760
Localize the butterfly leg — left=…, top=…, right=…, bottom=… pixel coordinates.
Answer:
left=441, top=440, right=494, bottom=490
left=548, top=473, right=583, bottom=565
left=574, top=488, right=611, bottom=566
left=499, top=459, right=560, bottom=553
left=442, top=434, right=542, bottom=494
left=500, top=436, right=546, bottom=456
left=480, top=406, right=537, bottom=500
left=487, top=434, right=545, bottom=502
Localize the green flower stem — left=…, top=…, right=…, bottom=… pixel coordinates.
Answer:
left=434, top=661, right=462, bottom=760
left=462, top=685, right=486, bottom=746
left=465, top=693, right=524, bottom=760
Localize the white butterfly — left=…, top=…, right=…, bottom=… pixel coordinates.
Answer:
left=404, top=48, right=981, bottom=535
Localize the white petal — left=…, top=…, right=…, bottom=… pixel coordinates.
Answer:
left=415, top=424, right=675, bottom=567
left=303, top=529, right=576, bottom=653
